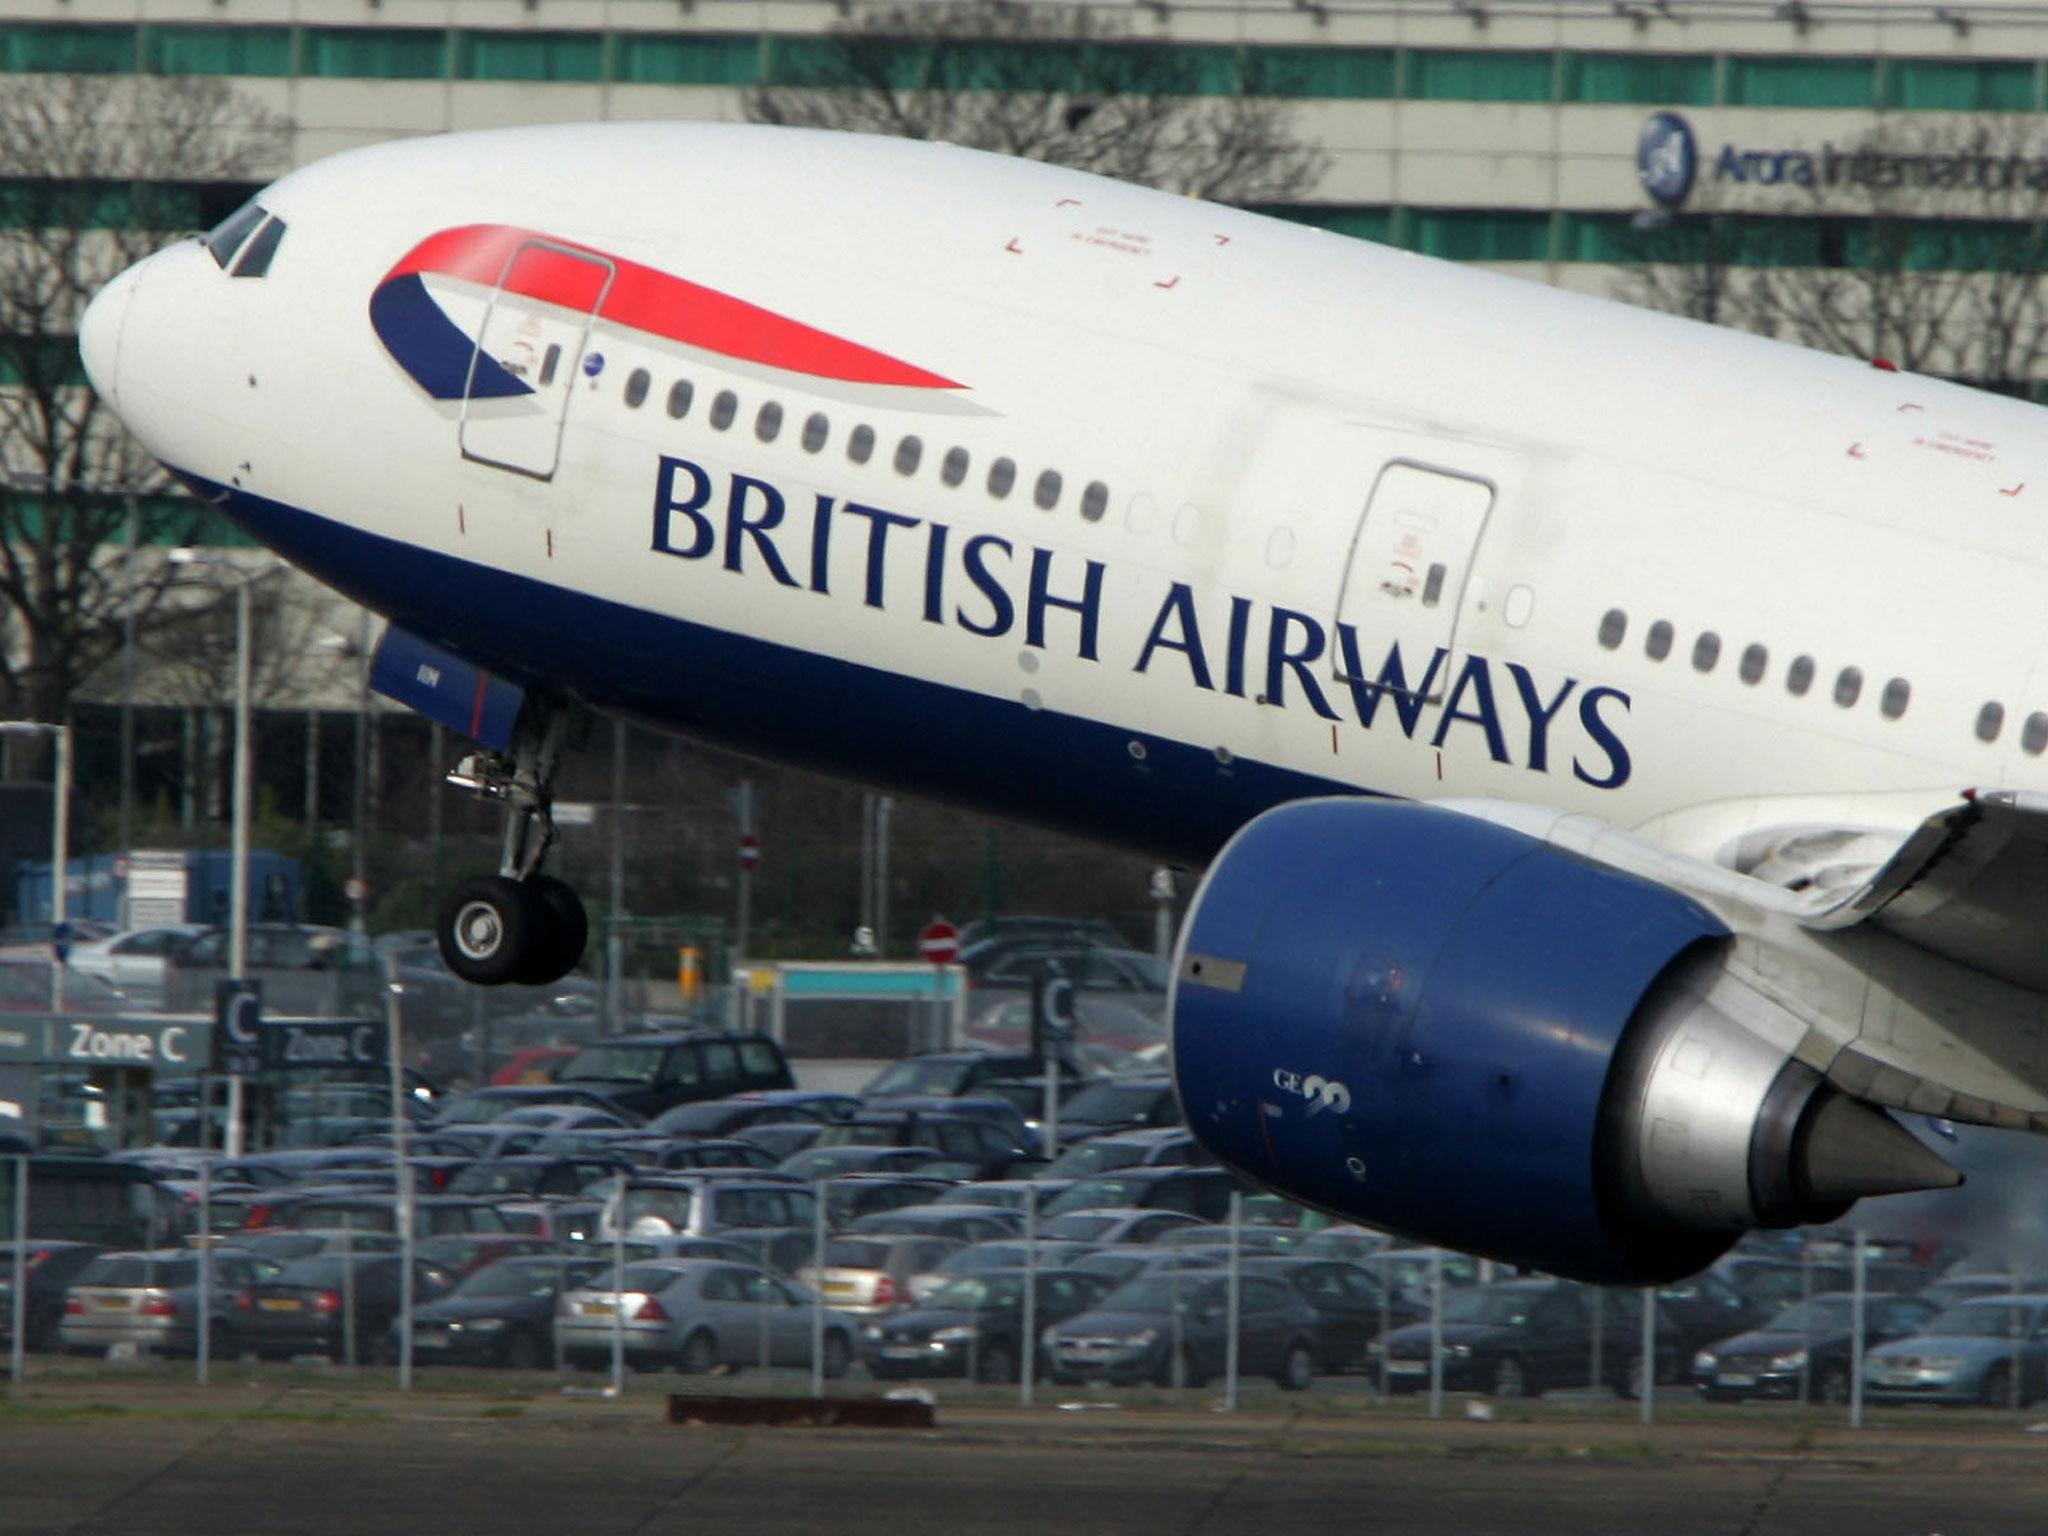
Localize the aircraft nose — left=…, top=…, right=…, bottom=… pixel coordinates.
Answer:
left=79, top=260, right=142, bottom=404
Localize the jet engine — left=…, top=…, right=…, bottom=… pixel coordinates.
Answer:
left=1169, top=798, right=1959, bottom=1283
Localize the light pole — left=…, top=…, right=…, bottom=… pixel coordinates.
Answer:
left=169, top=551, right=278, bottom=1156
left=0, top=721, right=71, bottom=1012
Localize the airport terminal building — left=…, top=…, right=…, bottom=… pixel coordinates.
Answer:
left=4, top=0, right=2047, bottom=303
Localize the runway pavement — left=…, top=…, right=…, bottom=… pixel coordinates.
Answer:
left=4, top=1372, right=2046, bottom=1535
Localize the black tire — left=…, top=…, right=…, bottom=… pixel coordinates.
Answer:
left=517, top=874, right=588, bottom=985
left=822, top=1332, right=852, bottom=1381
left=500, top=1328, right=545, bottom=1371
left=1979, top=1363, right=2013, bottom=1409
left=205, top=1319, right=233, bottom=1363
left=677, top=1329, right=717, bottom=1376
left=976, top=1343, right=1017, bottom=1385
left=1814, top=1364, right=1850, bottom=1406
left=1491, top=1355, right=1528, bottom=1399
left=1276, top=1341, right=1315, bottom=1392
left=437, top=875, right=539, bottom=986
left=369, top=1333, right=400, bottom=1368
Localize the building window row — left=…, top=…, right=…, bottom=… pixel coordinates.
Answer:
left=621, top=366, right=1108, bottom=519
left=3, top=24, right=2044, bottom=112
left=1598, top=609, right=1916, bottom=723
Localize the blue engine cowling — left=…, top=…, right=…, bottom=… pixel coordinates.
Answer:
left=1171, top=797, right=1738, bottom=1284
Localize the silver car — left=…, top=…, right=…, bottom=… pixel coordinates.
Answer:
left=61, top=1247, right=277, bottom=1357
left=555, top=1258, right=855, bottom=1375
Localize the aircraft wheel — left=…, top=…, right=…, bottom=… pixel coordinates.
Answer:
left=437, top=875, right=540, bottom=985
left=517, top=874, right=588, bottom=985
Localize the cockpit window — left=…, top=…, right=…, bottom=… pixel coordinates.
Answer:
left=205, top=202, right=267, bottom=268
left=231, top=215, right=287, bottom=279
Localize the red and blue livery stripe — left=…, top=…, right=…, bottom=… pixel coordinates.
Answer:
left=368, top=223, right=964, bottom=402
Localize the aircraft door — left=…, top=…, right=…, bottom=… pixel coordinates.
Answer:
left=458, top=239, right=615, bottom=482
left=1332, top=461, right=1494, bottom=703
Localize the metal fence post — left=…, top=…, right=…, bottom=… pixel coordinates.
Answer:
left=1590, top=1286, right=1604, bottom=1394
left=340, top=1218, right=357, bottom=1368
left=1427, top=1248, right=1444, bottom=1419
left=1639, top=1286, right=1656, bottom=1425
left=758, top=1230, right=772, bottom=1373
left=2011, top=1270, right=2024, bottom=1414
left=810, top=1179, right=827, bottom=1396
left=1850, top=1229, right=1866, bottom=1429
left=196, top=1161, right=212, bottom=1386
left=1222, top=1191, right=1242, bottom=1412
left=1020, top=1196, right=1037, bottom=1407
left=9, top=1156, right=27, bottom=1385
left=610, top=1174, right=626, bottom=1394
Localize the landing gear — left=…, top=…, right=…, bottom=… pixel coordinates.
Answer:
left=434, top=704, right=590, bottom=987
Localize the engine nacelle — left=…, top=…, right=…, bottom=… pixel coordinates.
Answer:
left=1171, top=798, right=1957, bottom=1284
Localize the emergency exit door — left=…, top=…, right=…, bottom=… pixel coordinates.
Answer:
left=1332, top=462, right=1494, bottom=703
left=458, top=240, right=615, bottom=482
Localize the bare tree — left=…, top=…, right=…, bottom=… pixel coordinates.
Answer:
left=745, top=2, right=1325, bottom=204
left=0, top=73, right=289, bottom=745
left=1617, top=116, right=2048, bottom=395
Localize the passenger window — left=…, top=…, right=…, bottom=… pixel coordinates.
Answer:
left=988, top=458, right=1017, bottom=499
left=1034, top=469, right=1063, bottom=510
left=1834, top=666, right=1863, bottom=708
left=1738, top=643, right=1767, bottom=684
left=1644, top=620, right=1673, bottom=661
left=623, top=368, right=650, bottom=408
left=701, top=1043, right=740, bottom=1088
left=1597, top=609, right=1626, bottom=650
left=756, top=402, right=783, bottom=442
left=1880, top=677, right=1910, bottom=720
left=1080, top=481, right=1109, bottom=522
left=941, top=447, right=970, bottom=487
left=1977, top=701, right=2006, bottom=742
left=1421, top=563, right=1447, bottom=608
left=710, top=390, right=737, bottom=430
left=1692, top=632, right=1720, bottom=673
left=661, top=1047, right=703, bottom=1087
left=895, top=436, right=923, bottom=475
left=848, top=425, right=875, bottom=464
left=2024, top=712, right=2048, bottom=755
left=801, top=413, right=829, bottom=453
left=538, top=345, right=561, bottom=387
left=666, top=380, right=693, bottom=419
left=1787, top=655, right=1815, bottom=696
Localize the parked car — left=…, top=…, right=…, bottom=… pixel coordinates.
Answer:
left=794, top=1234, right=966, bottom=1316
left=554, top=1258, right=854, bottom=1374
left=0, top=1240, right=103, bottom=1352
left=821, top=1174, right=959, bottom=1229
left=553, top=1033, right=793, bottom=1117
left=1046, top=1074, right=1181, bottom=1146
left=1864, top=1294, right=2048, bottom=1407
left=1046, top=1268, right=1320, bottom=1390
left=907, top=1239, right=1091, bottom=1302
left=865, top=1267, right=1112, bottom=1382
left=234, top=1253, right=458, bottom=1362
left=644, top=1096, right=840, bottom=1138
left=1375, top=1279, right=1675, bottom=1399
left=1063, top=1245, right=1220, bottom=1293
left=860, top=1050, right=1084, bottom=1100
left=404, top=1254, right=607, bottom=1369
left=1041, top=1166, right=1244, bottom=1223
left=1036, top=1207, right=1207, bottom=1248
left=62, top=924, right=205, bottom=1008
left=1694, top=1291, right=1939, bottom=1403
left=444, top=1155, right=637, bottom=1200
left=846, top=1206, right=1021, bottom=1245
left=60, top=1247, right=278, bottom=1358
left=1036, top=1128, right=1209, bottom=1181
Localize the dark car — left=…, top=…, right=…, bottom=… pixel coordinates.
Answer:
left=644, top=1096, right=839, bottom=1138
left=0, top=1241, right=103, bottom=1352
left=1041, top=1166, right=1244, bottom=1223
left=1244, top=1256, right=1420, bottom=1374
left=1375, top=1279, right=1674, bottom=1399
left=1694, top=1291, right=1940, bottom=1403
left=644, top=1139, right=780, bottom=1173
left=810, top=1109, right=1034, bottom=1179
left=1047, top=1268, right=1320, bottom=1390
left=403, top=1254, right=607, bottom=1369
left=860, top=1051, right=1084, bottom=1100
left=235, top=1253, right=458, bottom=1362
left=553, top=1033, right=793, bottom=1117
left=865, top=1267, right=1112, bottom=1382
left=431, top=1085, right=637, bottom=1125
left=778, top=1145, right=947, bottom=1182
left=445, top=1155, right=637, bottom=1200
left=822, top=1173, right=959, bottom=1229
left=1036, top=1127, right=1210, bottom=1181
left=1047, top=1074, right=1181, bottom=1146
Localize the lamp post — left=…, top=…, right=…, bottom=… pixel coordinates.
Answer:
left=0, top=721, right=71, bottom=1011
left=169, top=551, right=278, bottom=1156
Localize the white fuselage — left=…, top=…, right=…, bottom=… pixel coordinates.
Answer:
left=83, top=123, right=2048, bottom=866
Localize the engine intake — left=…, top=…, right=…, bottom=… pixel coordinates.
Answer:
left=1170, top=798, right=1958, bottom=1284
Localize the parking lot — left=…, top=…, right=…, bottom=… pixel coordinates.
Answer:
left=6, top=1368, right=2048, bottom=1536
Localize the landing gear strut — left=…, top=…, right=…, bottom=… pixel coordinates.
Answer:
left=434, top=704, right=590, bottom=987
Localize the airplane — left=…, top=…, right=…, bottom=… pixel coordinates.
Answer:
left=78, top=120, right=2048, bottom=1284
